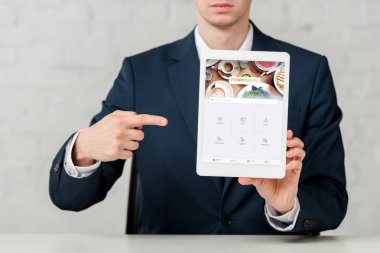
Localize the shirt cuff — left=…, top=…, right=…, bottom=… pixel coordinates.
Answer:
left=264, top=197, right=300, bottom=232
left=63, top=130, right=101, bottom=178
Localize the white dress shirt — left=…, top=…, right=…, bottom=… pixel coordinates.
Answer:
left=64, top=23, right=300, bottom=232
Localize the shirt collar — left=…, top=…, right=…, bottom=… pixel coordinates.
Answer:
left=194, top=23, right=254, bottom=59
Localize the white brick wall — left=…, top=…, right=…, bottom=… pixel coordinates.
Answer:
left=0, top=0, right=378, bottom=234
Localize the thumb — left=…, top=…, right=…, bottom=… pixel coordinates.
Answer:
left=238, top=177, right=263, bottom=188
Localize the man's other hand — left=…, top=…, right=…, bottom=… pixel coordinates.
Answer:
left=238, top=130, right=305, bottom=214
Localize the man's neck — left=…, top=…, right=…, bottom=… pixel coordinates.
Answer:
left=196, top=18, right=250, bottom=50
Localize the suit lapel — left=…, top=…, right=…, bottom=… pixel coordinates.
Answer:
left=167, top=32, right=199, bottom=144
left=222, top=22, right=272, bottom=198
left=167, top=31, right=223, bottom=192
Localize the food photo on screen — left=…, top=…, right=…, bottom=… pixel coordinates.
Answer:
left=205, top=59, right=285, bottom=100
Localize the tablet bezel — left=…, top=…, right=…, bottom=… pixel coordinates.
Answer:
left=196, top=50, right=290, bottom=179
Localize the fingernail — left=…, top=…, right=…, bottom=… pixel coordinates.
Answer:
left=160, top=118, right=168, bottom=126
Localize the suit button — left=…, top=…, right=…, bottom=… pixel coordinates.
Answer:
left=54, top=163, right=60, bottom=172
left=222, top=217, right=232, bottom=227
left=303, top=219, right=315, bottom=228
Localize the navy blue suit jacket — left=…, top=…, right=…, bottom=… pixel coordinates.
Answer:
left=49, top=24, right=348, bottom=234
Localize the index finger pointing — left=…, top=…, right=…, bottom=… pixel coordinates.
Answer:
left=127, top=114, right=168, bottom=128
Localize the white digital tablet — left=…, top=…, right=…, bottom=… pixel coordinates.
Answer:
left=196, top=50, right=290, bottom=178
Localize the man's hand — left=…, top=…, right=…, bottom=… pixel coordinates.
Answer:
left=72, top=110, right=168, bottom=166
left=238, top=130, right=305, bottom=214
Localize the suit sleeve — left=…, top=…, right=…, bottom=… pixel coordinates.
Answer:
left=49, top=57, right=135, bottom=211
left=294, top=56, right=348, bottom=233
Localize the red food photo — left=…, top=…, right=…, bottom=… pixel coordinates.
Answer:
left=254, top=61, right=279, bottom=73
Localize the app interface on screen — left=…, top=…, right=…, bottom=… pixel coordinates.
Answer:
left=202, top=59, right=286, bottom=165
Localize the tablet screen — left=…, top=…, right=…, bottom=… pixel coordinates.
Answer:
left=201, top=58, right=286, bottom=166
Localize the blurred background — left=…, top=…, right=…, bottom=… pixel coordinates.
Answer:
left=0, top=0, right=379, bottom=234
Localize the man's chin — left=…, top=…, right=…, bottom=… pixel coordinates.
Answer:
left=207, top=16, right=240, bottom=29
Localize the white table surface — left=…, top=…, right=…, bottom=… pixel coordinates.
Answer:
left=0, top=234, right=379, bottom=253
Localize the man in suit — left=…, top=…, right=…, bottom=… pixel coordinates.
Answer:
left=50, top=0, right=348, bottom=234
